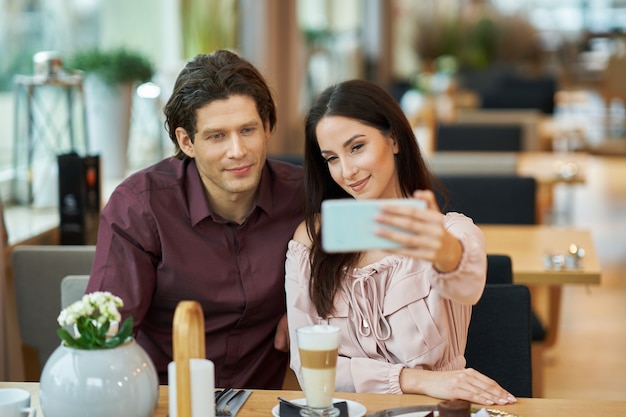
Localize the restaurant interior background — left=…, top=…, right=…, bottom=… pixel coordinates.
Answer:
left=1, top=0, right=625, bottom=402
left=1, top=0, right=626, bottom=199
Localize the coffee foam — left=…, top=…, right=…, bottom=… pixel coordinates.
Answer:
left=296, top=325, right=340, bottom=350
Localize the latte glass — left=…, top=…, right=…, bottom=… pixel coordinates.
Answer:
left=296, top=325, right=341, bottom=417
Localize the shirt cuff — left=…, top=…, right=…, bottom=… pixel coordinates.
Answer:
left=388, top=363, right=405, bottom=394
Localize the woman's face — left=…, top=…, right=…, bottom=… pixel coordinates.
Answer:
left=316, top=115, right=400, bottom=200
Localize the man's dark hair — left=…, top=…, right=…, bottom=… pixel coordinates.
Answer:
left=163, top=50, right=277, bottom=159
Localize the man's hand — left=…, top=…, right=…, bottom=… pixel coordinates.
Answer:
left=274, top=314, right=290, bottom=352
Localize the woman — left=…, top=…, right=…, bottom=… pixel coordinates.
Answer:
left=285, top=79, right=516, bottom=406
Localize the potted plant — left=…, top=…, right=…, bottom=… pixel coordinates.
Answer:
left=39, top=291, right=158, bottom=417
left=67, top=47, right=154, bottom=86
left=67, top=47, right=155, bottom=179
left=55, top=291, right=133, bottom=349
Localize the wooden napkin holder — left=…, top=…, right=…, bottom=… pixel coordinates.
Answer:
left=172, top=300, right=206, bottom=417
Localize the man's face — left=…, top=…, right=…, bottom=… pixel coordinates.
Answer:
left=176, top=95, right=270, bottom=204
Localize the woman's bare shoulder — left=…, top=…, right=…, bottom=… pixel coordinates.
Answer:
left=293, top=218, right=319, bottom=248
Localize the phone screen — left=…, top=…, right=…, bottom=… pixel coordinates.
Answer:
left=321, top=199, right=426, bottom=253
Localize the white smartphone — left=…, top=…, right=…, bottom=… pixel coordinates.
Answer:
left=321, top=198, right=427, bottom=253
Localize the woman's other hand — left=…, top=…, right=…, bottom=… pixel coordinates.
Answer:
left=399, top=367, right=517, bottom=406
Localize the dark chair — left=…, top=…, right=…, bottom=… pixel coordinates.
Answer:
left=481, top=75, right=557, bottom=115
left=487, top=254, right=546, bottom=342
left=465, top=284, right=533, bottom=398
left=486, top=254, right=514, bottom=284
left=437, top=175, right=537, bottom=224
left=436, top=123, right=523, bottom=152
left=459, top=70, right=557, bottom=115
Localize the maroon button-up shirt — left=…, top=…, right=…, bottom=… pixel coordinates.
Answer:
left=87, top=158, right=304, bottom=388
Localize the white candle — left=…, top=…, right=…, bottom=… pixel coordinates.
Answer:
left=168, top=358, right=215, bottom=417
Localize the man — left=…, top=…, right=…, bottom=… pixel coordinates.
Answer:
left=86, top=50, right=304, bottom=388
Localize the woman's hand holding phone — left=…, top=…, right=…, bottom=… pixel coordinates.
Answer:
left=374, top=190, right=463, bottom=271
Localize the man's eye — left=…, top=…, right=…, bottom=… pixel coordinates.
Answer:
left=210, top=133, right=223, bottom=140
left=241, top=127, right=255, bottom=135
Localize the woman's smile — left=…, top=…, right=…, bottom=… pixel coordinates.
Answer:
left=348, top=176, right=370, bottom=193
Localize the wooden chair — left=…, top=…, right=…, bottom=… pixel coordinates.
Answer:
left=0, top=198, right=24, bottom=381
left=465, top=283, right=533, bottom=398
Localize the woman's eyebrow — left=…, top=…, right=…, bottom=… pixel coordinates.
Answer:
left=320, top=134, right=364, bottom=154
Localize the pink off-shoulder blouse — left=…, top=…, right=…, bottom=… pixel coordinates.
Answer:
left=285, top=212, right=487, bottom=394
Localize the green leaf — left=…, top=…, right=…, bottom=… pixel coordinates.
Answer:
left=56, top=306, right=135, bottom=349
left=57, top=328, right=80, bottom=348
left=117, top=317, right=134, bottom=340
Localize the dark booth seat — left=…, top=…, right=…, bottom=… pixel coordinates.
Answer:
left=487, top=254, right=547, bottom=342
left=459, top=70, right=557, bottom=115
left=465, top=283, right=533, bottom=398
left=481, top=75, right=557, bottom=115
left=436, top=123, right=523, bottom=152
left=437, top=174, right=537, bottom=225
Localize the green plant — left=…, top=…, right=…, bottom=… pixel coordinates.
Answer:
left=67, top=47, right=155, bottom=85
left=415, top=10, right=541, bottom=72
left=56, top=291, right=133, bottom=349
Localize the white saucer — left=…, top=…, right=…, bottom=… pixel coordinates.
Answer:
left=272, top=398, right=367, bottom=417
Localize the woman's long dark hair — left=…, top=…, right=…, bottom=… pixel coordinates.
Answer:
left=304, top=79, right=439, bottom=318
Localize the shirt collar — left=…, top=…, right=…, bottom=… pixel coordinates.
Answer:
left=186, top=159, right=274, bottom=226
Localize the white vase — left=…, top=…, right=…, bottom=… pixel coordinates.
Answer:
left=83, top=75, right=134, bottom=179
left=39, top=340, right=159, bottom=417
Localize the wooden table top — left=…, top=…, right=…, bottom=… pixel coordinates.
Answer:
left=4, top=382, right=626, bottom=417
left=516, top=151, right=587, bottom=185
left=480, top=224, right=601, bottom=285
left=427, top=151, right=588, bottom=185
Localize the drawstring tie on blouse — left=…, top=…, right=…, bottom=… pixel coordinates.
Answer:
left=348, top=268, right=394, bottom=362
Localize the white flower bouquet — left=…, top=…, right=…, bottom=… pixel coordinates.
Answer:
left=56, top=291, right=133, bottom=349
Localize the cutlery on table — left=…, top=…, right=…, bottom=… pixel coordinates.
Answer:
left=217, top=389, right=246, bottom=416
left=215, top=387, right=234, bottom=406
